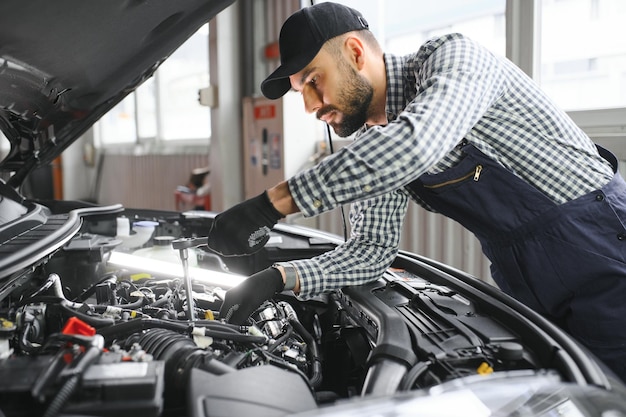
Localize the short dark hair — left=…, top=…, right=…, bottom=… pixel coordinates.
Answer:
left=324, top=30, right=382, bottom=59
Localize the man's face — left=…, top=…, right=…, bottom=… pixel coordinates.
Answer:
left=289, top=48, right=373, bottom=137
left=320, top=57, right=373, bottom=137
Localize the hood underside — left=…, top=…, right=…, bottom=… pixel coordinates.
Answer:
left=0, top=0, right=234, bottom=187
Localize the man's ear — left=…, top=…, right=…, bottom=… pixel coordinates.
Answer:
left=344, top=36, right=366, bottom=70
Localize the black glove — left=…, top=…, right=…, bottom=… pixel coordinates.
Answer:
left=219, top=267, right=284, bottom=324
left=208, top=191, right=284, bottom=256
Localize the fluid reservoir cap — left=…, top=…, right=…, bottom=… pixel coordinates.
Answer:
left=134, top=220, right=159, bottom=228
left=496, top=342, right=524, bottom=361
left=153, top=236, right=175, bottom=246
left=133, top=235, right=196, bottom=266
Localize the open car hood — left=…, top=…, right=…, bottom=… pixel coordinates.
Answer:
left=0, top=0, right=233, bottom=188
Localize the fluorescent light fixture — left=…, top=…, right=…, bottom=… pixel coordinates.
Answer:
left=107, top=251, right=246, bottom=288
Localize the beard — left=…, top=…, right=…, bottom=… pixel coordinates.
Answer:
left=317, top=59, right=374, bottom=137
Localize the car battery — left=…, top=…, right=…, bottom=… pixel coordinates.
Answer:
left=63, top=360, right=165, bottom=417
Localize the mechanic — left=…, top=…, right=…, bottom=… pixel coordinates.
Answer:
left=209, top=2, right=626, bottom=381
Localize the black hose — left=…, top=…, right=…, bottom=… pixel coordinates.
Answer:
left=97, top=318, right=189, bottom=341
left=117, top=297, right=144, bottom=310
left=268, top=326, right=293, bottom=353
left=151, top=289, right=172, bottom=308
left=192, top=319, right=241, bottom=331
left=289, top=319, right=323, bottom=389
left=91, top=297, right=143, bottom=312
left=72, top=273, right=118, bottom=302
left=96, top=317, right=267, bottom=344
left=41, top=341, right=102, bottom=417
left=59, top=304, right=115, bottom=328
left=42, top=374, right=79, bottom=417
left=202, top=328, right=266, bottom=344
left=399, top=360, right=432, bottom=390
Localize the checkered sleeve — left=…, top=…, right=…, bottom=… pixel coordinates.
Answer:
left=288, top=188, right=409, bottom=299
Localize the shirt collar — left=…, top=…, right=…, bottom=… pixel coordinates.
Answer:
left=383, top=53, right=406, bottom=122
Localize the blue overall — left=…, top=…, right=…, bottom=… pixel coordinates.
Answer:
left=408, top=142, right=626, bottom=381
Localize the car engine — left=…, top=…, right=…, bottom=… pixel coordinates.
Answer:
left=0, top=208, right=612, bottom=417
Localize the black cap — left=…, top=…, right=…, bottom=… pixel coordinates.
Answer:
left=261, top=2, right=369, bottom=100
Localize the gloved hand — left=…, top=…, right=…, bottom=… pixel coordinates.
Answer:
left=207, top=191, right=284, bottom=256
left=219, top=267, right=284, bottom=324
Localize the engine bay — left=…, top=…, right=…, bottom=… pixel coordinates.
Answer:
left=0, top=206, right=613, bottom=417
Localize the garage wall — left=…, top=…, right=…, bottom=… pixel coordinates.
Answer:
left=97, top=153, right=209, bottom=210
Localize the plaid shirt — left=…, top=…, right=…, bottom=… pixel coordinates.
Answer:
left=287, top=33, right=613, bottom=298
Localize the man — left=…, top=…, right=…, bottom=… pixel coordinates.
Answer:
left=208, top=2, right=626, bottom=381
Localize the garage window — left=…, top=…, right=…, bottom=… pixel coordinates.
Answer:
left=539, top=0, right=626, bottom=111
left=95, top=24, right=211, bottom=147
left=326, top=0, right=506, bottom=57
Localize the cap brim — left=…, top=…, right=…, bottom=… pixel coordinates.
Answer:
left=261, top=66, right=294, bottom=100
left=261, top=46, right=321, bottom=99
